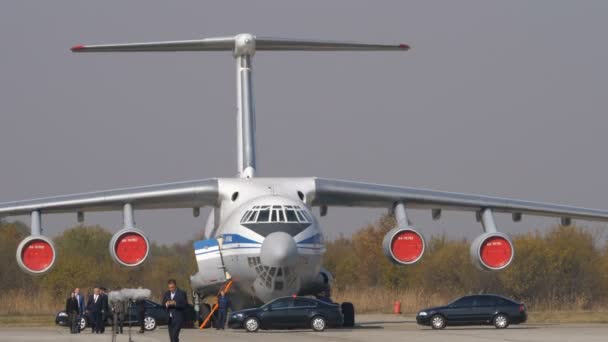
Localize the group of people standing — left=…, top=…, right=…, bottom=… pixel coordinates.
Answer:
left=64, top=288, right=85, bottom=334
left=64, top=286, right=111, bottom=334
left=64, top=279, right=229, bottom=342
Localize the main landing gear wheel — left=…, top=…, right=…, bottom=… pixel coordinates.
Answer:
left=311, top=316, right=327, bottom=332
left=430, top=314, right=446, bottom=329
left=341, top=302, right=355, bottom=327
left=244, top=317, right=260, bottom=332
left=493, top=314, right=510, bottom=329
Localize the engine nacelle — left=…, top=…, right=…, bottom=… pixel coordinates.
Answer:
left=382, top=227, right=425, bottom=265
left=470, top=232, right=514, bottom=271
left=16, top=235, right=56, bottom=275
left=109, top=228, right=150, bottom=267
left=301, top=267, right=334, bottom=295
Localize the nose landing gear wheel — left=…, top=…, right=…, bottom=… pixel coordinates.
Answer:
left=199, top=303, right=213, bottom=328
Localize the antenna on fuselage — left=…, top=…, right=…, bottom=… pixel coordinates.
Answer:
left=71, top=34, right=410, bottom=178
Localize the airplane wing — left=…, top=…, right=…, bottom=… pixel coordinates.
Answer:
left=312, top=178, right=608, bottom=222
left=0, top=178, right=219, bottom=217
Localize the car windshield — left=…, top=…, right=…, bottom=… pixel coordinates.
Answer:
left=448, top=297, right=462, bottom=306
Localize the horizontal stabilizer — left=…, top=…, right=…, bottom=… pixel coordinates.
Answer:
left=254, top=36, right=409, bottom=51
left=71, top=37, right=235, bottom=52
left=71, top=34, right=410, bottom=53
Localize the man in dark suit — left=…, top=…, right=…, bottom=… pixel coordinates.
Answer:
left=74, top=288, right=85, bottom=332
left=74, top=288, right=85, bottom=321
left=136, top=299, right=146, bottom=334
left=86, top=287, right=103, bottom=333
left=66, top=292, right=80, bottom=334
left=162, top=279, right=188, bottom=342
left=99, top=287, right=110, bottom=334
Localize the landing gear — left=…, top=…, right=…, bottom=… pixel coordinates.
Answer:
left=341, top=302, right=355, bottom=327
left=199, top=304, right=213, bottom=329
left=193, top=291, right=202, bottom=327
left=315, top=287, right=355, bottom=328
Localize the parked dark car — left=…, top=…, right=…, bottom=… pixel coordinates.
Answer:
left=56, top=299, right=199, bottom=331
left=416, top=294, right=527, bottom=329
left=228, top=296, right=343, bottom=332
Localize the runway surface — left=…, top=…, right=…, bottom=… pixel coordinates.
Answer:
left=0, top=314, right=606, bottom=342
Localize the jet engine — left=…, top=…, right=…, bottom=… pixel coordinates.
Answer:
left=300, top=267, right=334, bottom=295
left=109, top=228, right=150, bottom=267
left=470, top=232, right=514, bottom=271
left=16, top=235, right=56, bottom=275
left=382, top=227, right=425, bottom=264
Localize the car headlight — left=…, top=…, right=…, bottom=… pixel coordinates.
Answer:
left=418, top=311, right=428, bottom=316
left=58, top=312, right=68, bottom=317
left=232, top=313, right=244, bottom=319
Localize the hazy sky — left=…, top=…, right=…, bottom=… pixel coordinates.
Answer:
left=1, top=1, right=608, bottom=244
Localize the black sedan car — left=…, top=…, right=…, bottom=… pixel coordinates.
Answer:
left=56, top=299, right=199, bottom=331
left=416, top=294, right=527, bottom=329
left=228, top=296, right=343, bottom=332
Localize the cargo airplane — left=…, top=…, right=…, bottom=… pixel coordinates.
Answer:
left=2, top=34, right=608, bottom=322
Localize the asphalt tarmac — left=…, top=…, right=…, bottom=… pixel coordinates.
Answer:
left=0, top=314, right=606, bottom=342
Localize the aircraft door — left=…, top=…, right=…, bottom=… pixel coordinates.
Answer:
left=190, top=238, right=228, bottom=289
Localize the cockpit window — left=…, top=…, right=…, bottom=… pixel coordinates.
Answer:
left=285, top=209, right=298, bottom=222
left=257, top=206, right=270, bottom=222
left=241, top=204, right=312, bottom=224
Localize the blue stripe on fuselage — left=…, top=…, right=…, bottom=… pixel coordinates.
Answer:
left=193, top=233, right=324, bottom=256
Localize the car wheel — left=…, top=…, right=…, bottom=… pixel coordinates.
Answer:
left=79, top=317, right=87, bottom=330
left=144, top=316, right=157, bottom=331
left=341, top=302, right=355, bottom=327
left=493, top=314, right=509, bottom=329
left=244, top=317, right=260, bottom=332
left=430, top=314, right=446, bottom=330
left=311, top=316, right=327, bottom=332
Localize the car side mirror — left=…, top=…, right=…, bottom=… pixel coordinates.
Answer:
left=264, top=307, right=270, bottom=311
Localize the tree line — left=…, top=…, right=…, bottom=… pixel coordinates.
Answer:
left=0, top=220, right=198, bottom=314
left=324, top=215, right=608, bottom=310
left=1, top=216, right=607, bottom=314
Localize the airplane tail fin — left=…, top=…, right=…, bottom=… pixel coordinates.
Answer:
left=71, top=33, right=410, bottom=178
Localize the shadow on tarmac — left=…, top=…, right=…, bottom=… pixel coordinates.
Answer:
left=419, top=326, right=539, bottom=331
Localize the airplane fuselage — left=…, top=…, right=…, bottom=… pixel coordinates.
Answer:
left=190, top=178, right=327, bottom=306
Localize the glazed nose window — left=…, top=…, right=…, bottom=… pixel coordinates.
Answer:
left=241, top=205, right=312, bottom=224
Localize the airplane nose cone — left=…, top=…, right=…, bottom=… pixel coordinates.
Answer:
left=260, top=232, right=298, bottom=267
